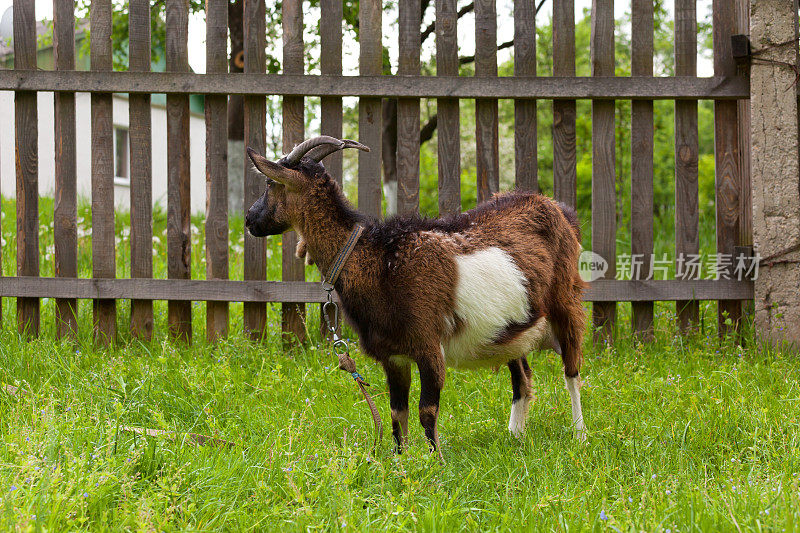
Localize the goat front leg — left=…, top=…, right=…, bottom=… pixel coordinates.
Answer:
left=507, top=357, right=533, bottom=437
left=416, top=348, right=446, bottom=461
left=382, top=360, right=411, bottom=452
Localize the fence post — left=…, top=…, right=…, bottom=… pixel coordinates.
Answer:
left=591, top=0, right=616, bottom=342
left=474, top=0, right=499, bottom=205
left=14, top=0, right=39, bottom=338
left=166, top=0, right=192, bottom=343
left=749, top=0, right=800, bottom=346
left=243, top=0, right=267, bottom=340
left=436, top=0, right=461, bottom=216
left=320, top=0, right=344, bottom=340
left=553, top=0, right=577, bottom=209
left=631, top=0, right=654, bottom=341
left=675, top=0, right=700, bottom=331
left=90, top=0, right=116, bottom=345
left=514, top=0, right=537, bottom=193
left=358, top=0, right=382, bottom=218
left=129, top=0, right=154, bottom=340
left=205, top=0, right=229, bottom=342
left=54, top=0, right=78, bottom=339
left=282, top=0, right=307, bottom=344
left=397, top=0, right=421, bottom=215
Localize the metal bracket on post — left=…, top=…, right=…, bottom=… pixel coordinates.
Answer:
left=731, top=34, right=752, bottom=67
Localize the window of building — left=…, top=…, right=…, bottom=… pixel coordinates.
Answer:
left=113, top=126, right=130, bottom=185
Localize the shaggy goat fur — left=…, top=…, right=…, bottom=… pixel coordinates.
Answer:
left=245, top=149, right=588, bottom=454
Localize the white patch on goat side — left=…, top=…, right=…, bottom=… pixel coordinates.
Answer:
left=565, top=375, right=587, bottom=442
left=508, top=396, right=531, bottom=437
left=441, top=247, right=532, bottom=368
left=383, top=181, right=397, bottom=217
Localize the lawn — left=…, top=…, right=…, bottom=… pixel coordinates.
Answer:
left=1, top=200, right=799, bottom=530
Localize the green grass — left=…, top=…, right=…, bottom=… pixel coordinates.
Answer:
left=1, top=313, right=799, bottom=530
left=1, top=199, right=799, bottom=530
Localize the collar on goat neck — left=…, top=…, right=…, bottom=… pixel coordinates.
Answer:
left=321, top=224, right=364, bottom=288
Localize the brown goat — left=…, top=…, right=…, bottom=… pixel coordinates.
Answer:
left=245, top=137, right=588, bottom=455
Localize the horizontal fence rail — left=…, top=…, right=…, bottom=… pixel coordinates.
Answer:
left=0, top=278, right=754, bottom=303
left=0, top=71, right=751, bottom=100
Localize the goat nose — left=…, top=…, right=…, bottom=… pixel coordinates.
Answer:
left=245, top=212, right=254, bottom=227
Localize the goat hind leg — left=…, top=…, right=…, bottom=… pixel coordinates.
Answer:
left=507, top=357, right=533, bottom=437
left=552, top=302, right=587, bottom=442
left=417, top=353, right=446, bottom=461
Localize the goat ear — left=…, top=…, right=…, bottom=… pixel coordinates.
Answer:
left=247, top=147, right=304, bottom=190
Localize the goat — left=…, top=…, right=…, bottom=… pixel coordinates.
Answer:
left=245, top=136, right=588, bottom=455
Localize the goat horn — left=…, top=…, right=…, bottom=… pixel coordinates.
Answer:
left=280, top=136, right=370, bottom=166
left=305, top=138, right=370, bottom=163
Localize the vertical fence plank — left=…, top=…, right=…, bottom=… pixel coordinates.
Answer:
left=54, top=0, right=77, bottom=338
left=243, top=0, right=267, bottom=339
left=282, top=0, right=306, bottom=343
left=14, top=0, right=39, bottom=337
left=591, top=0, right=616, bottom=342
left=320, top=0, right=344, bottom=186
left=320, top=0, right=343, bottom=339
left=91, top=0, right=116, bottom=344
left=167, top=0, right=192, bottom=342
left=436, top=0, right=461, bottom=215
left=735, top=0, right=752, bottom=320
left=713, top=0, right=742, bottom=335
left=631, top=0, right=654, bottom=340
left=129, top=0, right=154, bottom=340
left=514, top=0, right=537, bottom=192
left=358, top=0, right=383, bottom=217
left=475, top=0, right=499, bottom=204
left=397, top=0, right=421, bottom=214
left=674, top=0, right=699, bottom=331
left=553, top=0, right=577, bottom=208
left=205, top=0, right=229, bottom=341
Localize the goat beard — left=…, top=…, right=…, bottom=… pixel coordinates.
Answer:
left=295, top=238, right=314, bottom=266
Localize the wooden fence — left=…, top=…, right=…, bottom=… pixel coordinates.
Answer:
left=0, top=0, right=756, bottom=344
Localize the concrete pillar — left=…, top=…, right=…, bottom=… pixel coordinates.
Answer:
left=750, top=0, right=800, bottom=347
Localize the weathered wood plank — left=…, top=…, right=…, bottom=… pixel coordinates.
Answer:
left=735, top=0, right=752, bottom=321
left=90, top=0, right=116, bottom=345
left=675, top=0, right=700, bottom=331
left=54, top=0, right=78, bottom=339
left=320, top=0, right=344, bottom=186
left=631, top=0, right=654, bottom=340
left=397, top=0, right=421, bottom=214
left=358, top=0, right=383, bottom=217
left=0, top=277, right=755, bottom=303
left=243, top=0, right=267, bottom=339
left=713, top=0, right=742, bottom=335
left=129, top=0, right=154, bottom=340
left=591, top=0, right=616, bottom=342
left=14, top=0, right=39, bottom=337
left=0, top=71, right=752, bottom=100
left=436, top=0, right=461, bottom=216
left=553, top=0, right=576, bottom=208
left=475, top=0, right=499, bottom=204
left=319, top=0, right=344, bottom=338
left=205, top=0, right=229, bottom=341
left=282, top=0, right=306, bottom=344
left=514, top=0, right=537, bottom=192
left=167, top=0, right=192, bottom=342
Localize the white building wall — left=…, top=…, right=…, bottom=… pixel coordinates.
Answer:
left=0, top=91, right=208, bottom=215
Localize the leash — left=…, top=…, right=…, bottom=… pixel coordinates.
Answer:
left=320, top=225, right=383, bottom=451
